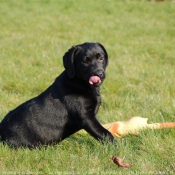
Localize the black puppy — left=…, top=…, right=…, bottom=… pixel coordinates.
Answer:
left=0, top=42, right=114, bottom=148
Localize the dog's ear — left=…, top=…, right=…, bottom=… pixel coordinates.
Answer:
left=63, top=46, right=79, bottom=78
left=96, top=42, right=108, bottom=67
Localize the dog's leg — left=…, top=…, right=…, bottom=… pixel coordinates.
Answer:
left=83, top=117, right=114, bottom=143
left=83, top=118, right=132, bottom=168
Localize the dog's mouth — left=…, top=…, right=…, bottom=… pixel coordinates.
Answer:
left=89, top=76, right=102, bottom=85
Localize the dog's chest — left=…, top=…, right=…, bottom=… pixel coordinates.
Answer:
left=94, top=95, right=101, bottom=114
left=82, top=93, right=101, bottom=115
left=63, top=91, right=101, bottom=116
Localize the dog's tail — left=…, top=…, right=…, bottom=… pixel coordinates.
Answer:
left=0, top=123, right=2, bottom=135
left=0, top=122, right=3, bottom=140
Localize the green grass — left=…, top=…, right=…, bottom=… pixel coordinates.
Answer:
left=0, top=0, right=175, bottom=174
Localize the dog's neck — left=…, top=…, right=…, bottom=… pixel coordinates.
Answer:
left=90, top=86, right=100, bottom=96
left=61, top=72, right=101, bottom=96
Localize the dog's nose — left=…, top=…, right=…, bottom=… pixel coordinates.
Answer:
left=95, top=70, right=104, bottom=78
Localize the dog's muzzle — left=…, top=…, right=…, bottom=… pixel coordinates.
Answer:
left=89, top=70, right=105, bottom=85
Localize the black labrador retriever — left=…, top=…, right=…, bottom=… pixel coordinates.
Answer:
left=0, top=42, right=114, bottom=148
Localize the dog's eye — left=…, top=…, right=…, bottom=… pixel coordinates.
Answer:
left=82, top=57, right=91, bottom=64
left=96, top=53, right=101, bottom=58
left=98, top=56, right=104, bottom=63
left=96, top=53, right=104, bottom=63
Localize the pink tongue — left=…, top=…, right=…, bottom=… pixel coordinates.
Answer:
left=89, top=76, right=101, bottom=85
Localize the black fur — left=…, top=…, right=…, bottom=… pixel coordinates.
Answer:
left=0, top=42, right=114, bottom=148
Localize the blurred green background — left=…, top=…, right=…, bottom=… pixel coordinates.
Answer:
left=0, top=0, right=175, bottom=174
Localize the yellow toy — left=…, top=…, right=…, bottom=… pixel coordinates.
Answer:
left=102, top=116, right=175, bottom=137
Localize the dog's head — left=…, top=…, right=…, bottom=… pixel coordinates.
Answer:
left=63, top=42, right=108, bottom=87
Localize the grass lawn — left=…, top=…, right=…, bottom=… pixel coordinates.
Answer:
left=0, top=0, right=175, bottom=174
